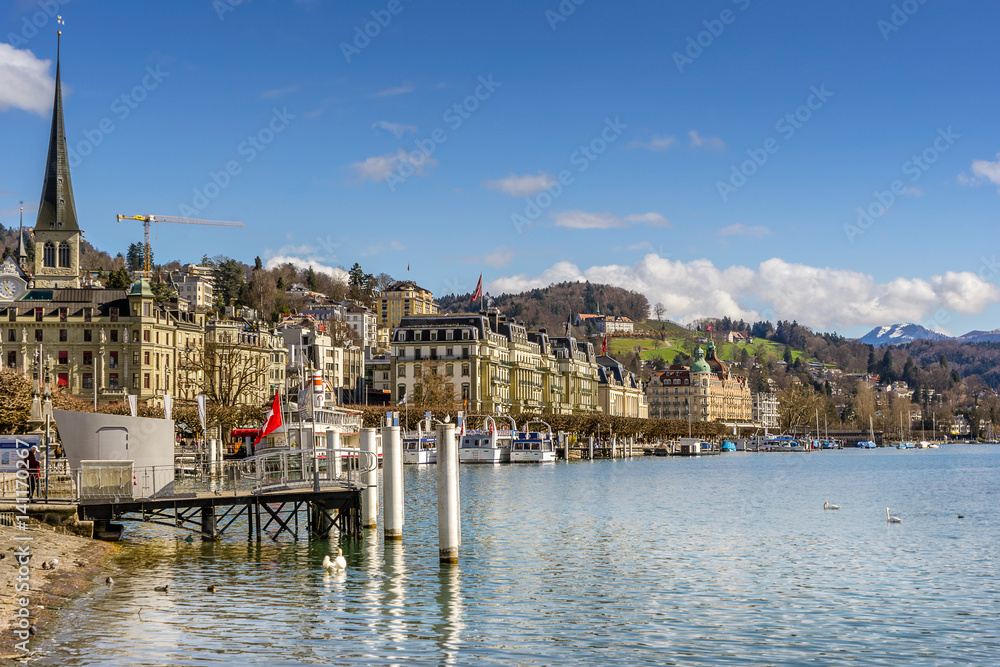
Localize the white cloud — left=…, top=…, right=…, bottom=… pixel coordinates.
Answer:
left=0, top=44, right=54, bottom=115
left=552, top=210, right=671, bottom=230
left=624, top=212, right=671, bottom=227
left=372, top=121, right=417, bottom=138
left=552, top=211, right=627, bottom=230
left=485, top=172, right=555, bottom=197
left=264, top=255, right=349, bottom=282
left=969, top=154, right=1000, bottom=190
left=718, top=223, right=771, bottom=238
left=375, top=83, right=415, bottom=97
left=688, top=130, right=725, bottom=151
left=261, top=85, right=298, bottom=99
left=488, top=255, right=1000, bottom=331
left=351, top=148, right=437, bottom=182
left=625, top=134, right=675, bottom=152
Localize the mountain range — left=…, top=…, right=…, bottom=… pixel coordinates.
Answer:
left=857, top=323, right=1000, bottom=347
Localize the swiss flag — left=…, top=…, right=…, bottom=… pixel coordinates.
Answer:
left=601, top=333, right=608, bottom=355
left=253, top=392, right=283, bottom=448
left=471, top=274, right=482, bottom=303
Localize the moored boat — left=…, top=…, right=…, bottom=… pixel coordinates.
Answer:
left=459, top=415, right=514, bottom=463
left=511, top=420, right=556, bottom=463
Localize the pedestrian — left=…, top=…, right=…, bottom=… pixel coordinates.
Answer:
left=27, top=446, right=40, bottom=500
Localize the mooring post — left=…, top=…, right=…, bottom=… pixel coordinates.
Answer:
left=436, top=422, right=459, bottom=563
left=360, top=427, right=379, bottom=529
left=327, top=428, right=341, bottom=482
left=588, top=436, right=594, bottom=460
left=201, top=505, right=217, bottom=541
left=382, top=422, right=404, bottom=540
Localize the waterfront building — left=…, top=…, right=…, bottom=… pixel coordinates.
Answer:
left=549, top=336, right=600, bottom=415
left=169, top=264, right=215, bottom=310
left=646, top=341, right=752, bottom=426
left=596, top=355, right=647, bottom=418
left=752, top=391, right=780, bottom=431
left=379, top=280, right=438, bottom=330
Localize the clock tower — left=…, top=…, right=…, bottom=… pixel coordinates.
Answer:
left=32, top=31, right=81, bottom=289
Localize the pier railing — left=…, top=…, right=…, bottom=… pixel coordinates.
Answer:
left=238, top=447, right=378, bottom=494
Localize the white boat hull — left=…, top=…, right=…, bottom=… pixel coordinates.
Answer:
left=510, top=450, right=556, bottom=463
left=403, top=449, right=436, bottom=464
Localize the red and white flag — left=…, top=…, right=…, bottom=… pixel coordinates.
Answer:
left=601, top=333, right=608, bottom=355
left=471, top=274, right=483, bottom=303
left=707, top=323, right=712, bottom=333
left=253, top=392, right=283, bottom=447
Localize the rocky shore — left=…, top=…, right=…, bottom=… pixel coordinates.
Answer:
left=0, top=523, right=117, bottom=660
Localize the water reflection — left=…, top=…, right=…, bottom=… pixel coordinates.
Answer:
left=434, top=565, right=463, bottom=665
left=382, top=538, right=407, bottom=646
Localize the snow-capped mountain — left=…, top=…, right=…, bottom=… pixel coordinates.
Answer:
left=856, top=323, right=949, bottom=347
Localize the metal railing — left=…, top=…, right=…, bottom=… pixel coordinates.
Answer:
left=239, top=447, right=378, bottom=494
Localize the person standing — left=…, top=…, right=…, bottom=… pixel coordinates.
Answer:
left=27, top=446, right=40, bottom=500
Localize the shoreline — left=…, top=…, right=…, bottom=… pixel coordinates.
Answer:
left=0, top=524, right=118, bottom=660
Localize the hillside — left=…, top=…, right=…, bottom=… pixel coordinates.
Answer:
left=437, top=281, right=649, bottom=334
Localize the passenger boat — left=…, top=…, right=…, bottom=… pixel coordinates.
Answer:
left=403, top=428, right=436, bottom=464
left=459, top=415, right=515, bottom=463
left=510, top=420, right=556, bottom=463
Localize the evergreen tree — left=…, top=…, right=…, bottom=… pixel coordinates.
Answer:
left=105, top=266, right=132, bottom=289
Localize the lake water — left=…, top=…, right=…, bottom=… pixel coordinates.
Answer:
left=32, top=446, right=1000, bottom=666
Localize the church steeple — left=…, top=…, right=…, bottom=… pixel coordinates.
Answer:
left=16, top=202, right=29, bottom=271
left=34, top=30, right=79, bottom=233
left=31, top=26, right=82, bottom=290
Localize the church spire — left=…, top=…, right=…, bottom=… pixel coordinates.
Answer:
left=34, top=28, right=79, bottom=233
left=17, top=201, right=29, bottom=270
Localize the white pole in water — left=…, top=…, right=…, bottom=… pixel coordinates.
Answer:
left=588, top=436, right=594, bottom=460
left=326, top=428, right=342, bottom=479
left=360, top=427, right=378, bottom=529
left=381, top=422, right=404, bottom=540
left=436, top=422, right=459, bottom=563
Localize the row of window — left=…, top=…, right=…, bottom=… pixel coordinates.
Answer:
left=41, top=241, right=72, bottom=268
left=396, top=329, right=473, bottom=342
left=8, top=306, right=118, bottom=322
left=398, top=363, right=471, bottom=378
left=4, top=327, right=172, bottom=345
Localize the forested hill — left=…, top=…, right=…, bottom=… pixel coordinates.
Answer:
left=437, top=281, right=649, bottom=333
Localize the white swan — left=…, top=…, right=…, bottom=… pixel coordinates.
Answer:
left=886, top=508, right=901, bottom=523
left=322, top=548, right=347, bottom=572
left=824, top=502, right=840, bottom=510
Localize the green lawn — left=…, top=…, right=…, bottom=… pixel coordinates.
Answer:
left=607, top=326, right=822, bottom=368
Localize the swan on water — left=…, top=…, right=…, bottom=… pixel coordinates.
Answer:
left=154, top=585, right=169, bottom=592
left=323, top=548, right=347, bottom=572
left=824, top=502, right=840, bottom=510
left=886, top=508, right=902, bottom=523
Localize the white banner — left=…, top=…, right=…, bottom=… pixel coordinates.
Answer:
left=127, top=394, right=137, bottom=417
left=164, top=393, right=172, bottom=421
left=197, top=394, right=207, bottom=435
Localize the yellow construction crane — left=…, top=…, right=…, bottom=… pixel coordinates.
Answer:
left=116, top=214, right=245, bottom=278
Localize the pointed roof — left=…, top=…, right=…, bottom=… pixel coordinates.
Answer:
left=34, top=33, right=79, bottom=233
left=17, top=204, right=29, bottom=260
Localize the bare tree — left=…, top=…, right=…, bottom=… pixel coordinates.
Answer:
left=653, top=302, right=666, bottom=322
left=247, top=269, right=277, bottom=320
left=413, top=368, right=456, bottom=410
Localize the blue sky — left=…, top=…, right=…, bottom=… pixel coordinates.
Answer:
left=2, top=0, right=999, bottom=337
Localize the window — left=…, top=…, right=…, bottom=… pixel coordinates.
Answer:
left=34, top=329, right=43, bottom=342
left=462, top=329, right=470, bottom=340
left=133, top=351, right=139, bottom=365
left=142, top=302, right=150, bottom=317
left=82, top=373, right=93, bottom=389
left=446, top=330, right=454, bottom=341
left=430, top=331, right=437, bottom=341
left=462, top=347, right=469, bottom=359
left=430, top=348, right=438, bottom=360
left=155, top=332, right=159, bottom=344
left=58, top=307, right=67, bottom=322
left=7, top=309, right=15, bottom=322
left=110, top=307, right=118, bottom=322
left=414, top=364, right=422, bottom=378
left=397, top=365, right=405, bottom=378
left=109, top=373, right=119, bottom=389
left=6, top=329, right=13, bottom=342
left=396, top=331, right=405, bottom=342
left=57, top=372, right=68, bottom=387
left=110, top=351, right=118, bottom=369
left=132, top=373, right=139, bottom=389
left=84, top=329, right=92, bottom=342
left=398, top=384, right=406, bottom=399
left=414, top=348, right=422, bottom=360
left=462, top=364, right=470, bottom=377
left=445, top=347, right=453, bottom=357
left=58, top=242, right=70, bottom=267
left=43, top=242, right=55, bottom=267
left=58, top=351, right=68, bottom=365
left=35, top=308, right=43, bottom=322
left=462, top=383, right=470, bottom=400
left=446, top=363, right=454, bottom=376
left=110, top=329, right=118, bottom=342
left=144, top=351, right=150, bottom=365
left=59, top=329, right=67, bottom=342
left=415, top=331, right=422, bottom=341
left=143, top=330, right=151, bottom=343
left=84, top=307, right=92, bottom=322
left=6, top=351, right=15, bottom=368
left=83, top=351, right=93, bottom=365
